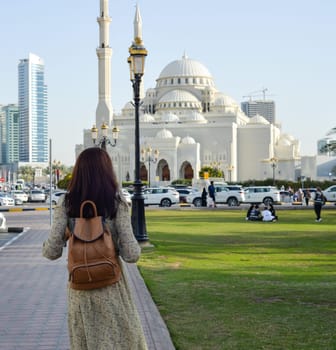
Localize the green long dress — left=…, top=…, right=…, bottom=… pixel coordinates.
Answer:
left=42, top=196, right=148, bottom=350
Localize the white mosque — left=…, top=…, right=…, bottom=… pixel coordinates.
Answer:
left=76, top=1, right=306, bottom=185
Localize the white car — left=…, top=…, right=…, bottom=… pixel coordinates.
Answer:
left=11, top=190, right=28, bottom=203
left=186, top=184, right=245, bottom=207
left=51, top=191, right=67, bottom=205
left=142, top=187, right=179, bottom=207
left=244, top=186, right=281, bottom=205
left=28, top=190, right=47, bottom=203
left=323, top=185, right=336, bottom=203
left=0, top=193, right=15, bottom=206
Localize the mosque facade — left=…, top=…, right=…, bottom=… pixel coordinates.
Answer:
left=77, top=2, right=302, bottom=185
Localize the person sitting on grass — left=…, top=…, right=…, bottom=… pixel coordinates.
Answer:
left=247, top=204, right=262, bottom=221
left=268, top=203, right=278, bottom=220
left=261, top=205, right=277, bottom=222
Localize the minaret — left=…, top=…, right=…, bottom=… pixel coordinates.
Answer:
left=96, top=0, right=113, bottom=128
left=133, top=4, right=145, bottom=99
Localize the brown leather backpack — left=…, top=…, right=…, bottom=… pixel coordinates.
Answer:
left=66, top=200, right=121, bottom=290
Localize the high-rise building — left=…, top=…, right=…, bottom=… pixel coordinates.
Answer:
left=18, top=53, right=48, bottom=163
left=0, top=104, right=20, bottom=163
left=241, top=100, right=276, bottom=124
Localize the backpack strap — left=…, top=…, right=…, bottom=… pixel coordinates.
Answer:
left=80, top=200, right=98, bottom=218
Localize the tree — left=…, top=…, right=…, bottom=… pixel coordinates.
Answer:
left=199, top=166, right=224, bottom=179
left=19, top=166, right=35, bottom=184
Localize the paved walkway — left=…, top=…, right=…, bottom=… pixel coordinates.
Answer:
left=0, top=213, right=175, bottom=350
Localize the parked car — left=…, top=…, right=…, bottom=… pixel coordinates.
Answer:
left=323, top=185, right=336, bottom=202
left=186, top=184, right=245, bottom=207
left=28, top=190, right=46, bottom=203
left=175, top=187, right=193, bottom=203
left=142, top=187, right=179, bottom=207
left=244, top=186, right=281, bottom=205
left=0, top=192, right=15, bottom=206
left=50, top=191, right=67, bottom=205
left=121, top=189, right=132, bottom=206
left=11, top=190, right=28, bottom=204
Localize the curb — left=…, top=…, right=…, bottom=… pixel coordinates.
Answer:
left=0, top=207, right=51, bottom=212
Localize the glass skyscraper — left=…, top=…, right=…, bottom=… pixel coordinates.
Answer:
left=18, top=53, right=48, bottom=163
left=0, top=104, right=19, bottom=163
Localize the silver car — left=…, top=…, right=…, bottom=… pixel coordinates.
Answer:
left=28, top=190, right=46, bottom=203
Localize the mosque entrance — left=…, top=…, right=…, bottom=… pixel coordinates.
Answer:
left=157, top=159, right=170, bottom=181
left=180, top=161, right=194, bottom=179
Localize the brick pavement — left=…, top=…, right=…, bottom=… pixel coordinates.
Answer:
left=0, top=213, right=175, bottom=350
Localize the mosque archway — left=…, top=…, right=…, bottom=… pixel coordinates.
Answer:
left=157, top=159, right=170, bottom=181
left=140, top=163, right=148, bottom=182
left=179, top=161, right=194, bottom=179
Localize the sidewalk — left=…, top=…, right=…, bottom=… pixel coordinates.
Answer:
left=0, top=218, right=175, bottom=350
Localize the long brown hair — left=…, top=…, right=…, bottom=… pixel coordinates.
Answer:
left=65, top=147, right=120, bottom=218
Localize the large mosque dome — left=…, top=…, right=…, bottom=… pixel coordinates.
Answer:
left=159, top=55, right=213, bottom=79
left=155, top=55, right=215, bottom=89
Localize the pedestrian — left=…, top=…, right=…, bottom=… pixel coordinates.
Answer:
left=201, top=187, right=207, bottom=207
left=42, top=147, right=147, bottom=350
left=304, top=189, right=311, bottom=206
left=208, top=181, right=217, bottom=208
left=313, top=187, right=326, bottom=222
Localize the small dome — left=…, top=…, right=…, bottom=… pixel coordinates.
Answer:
left=161, top=112, right=179, bottom=123
left=159, top=90, right=200, bottom=104
left=281, top=133, right=295, bottom=141
left=249, top=114, right=269, bottom=125
left=140, top=113, right=155, bottom=123
left=185, top=111, right=206, bottom=123
left=278, top=138, right=291, bottom=146
left=122, top=101, right=134, bottom=110
left=156, top=129, right=173, bottom=139
left=181, top=136, right=196, bottom=144
left=213, top=93, right=238, bottom=107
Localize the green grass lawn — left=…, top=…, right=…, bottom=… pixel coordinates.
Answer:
left=137, top=208, right=336, bottom=350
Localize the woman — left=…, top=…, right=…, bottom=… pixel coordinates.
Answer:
left=42, top=147, right=147, bottom=350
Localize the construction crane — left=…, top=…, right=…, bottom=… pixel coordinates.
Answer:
left=242, top=88, right=273, bottom=101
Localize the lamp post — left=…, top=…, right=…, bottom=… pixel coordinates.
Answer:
left=141, top=146, right=159, bottom=187
left=91, top=123, right=120, bottom=151
left=270, top=157, right=278, bottom=185
left=227, top=164, right=234, bottom=183
left=128, top=36, right=148, bottom=243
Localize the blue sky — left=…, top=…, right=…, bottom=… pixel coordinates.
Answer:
left=1, top=0, right=335, bottom=165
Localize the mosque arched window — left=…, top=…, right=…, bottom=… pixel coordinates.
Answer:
left=171, top=78, right=174, bottom=84
left=185, top=78, right=189, bottom=84
left=193, top=78, right=197, bottom=84
left=177, top=78, right=181, bottom=84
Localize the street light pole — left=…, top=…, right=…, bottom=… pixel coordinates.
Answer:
left=128, top=35, right=149, bottom=243
left=270, top=157, right=278, bottom=186
left=91, top=123, right=120, bottom=150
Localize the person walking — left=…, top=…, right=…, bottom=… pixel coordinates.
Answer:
left=208, top=181, right=217, bottom=208
left=201, top=187, right=207, bottom=207
left=42, top=147, right=147, bottom=350
left=313, top=187, right=326, bottom=222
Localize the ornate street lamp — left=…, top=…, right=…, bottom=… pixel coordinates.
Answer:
left=270, top=157, right=278, bottom=185
left=128, top=35, right=148, bottom=243
left=91, top=123, right=119, bottom=151
left=141, top=146, right=159, bottom=187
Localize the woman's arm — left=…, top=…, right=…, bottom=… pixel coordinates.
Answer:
left=42, top=195, right=68, bottom=260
